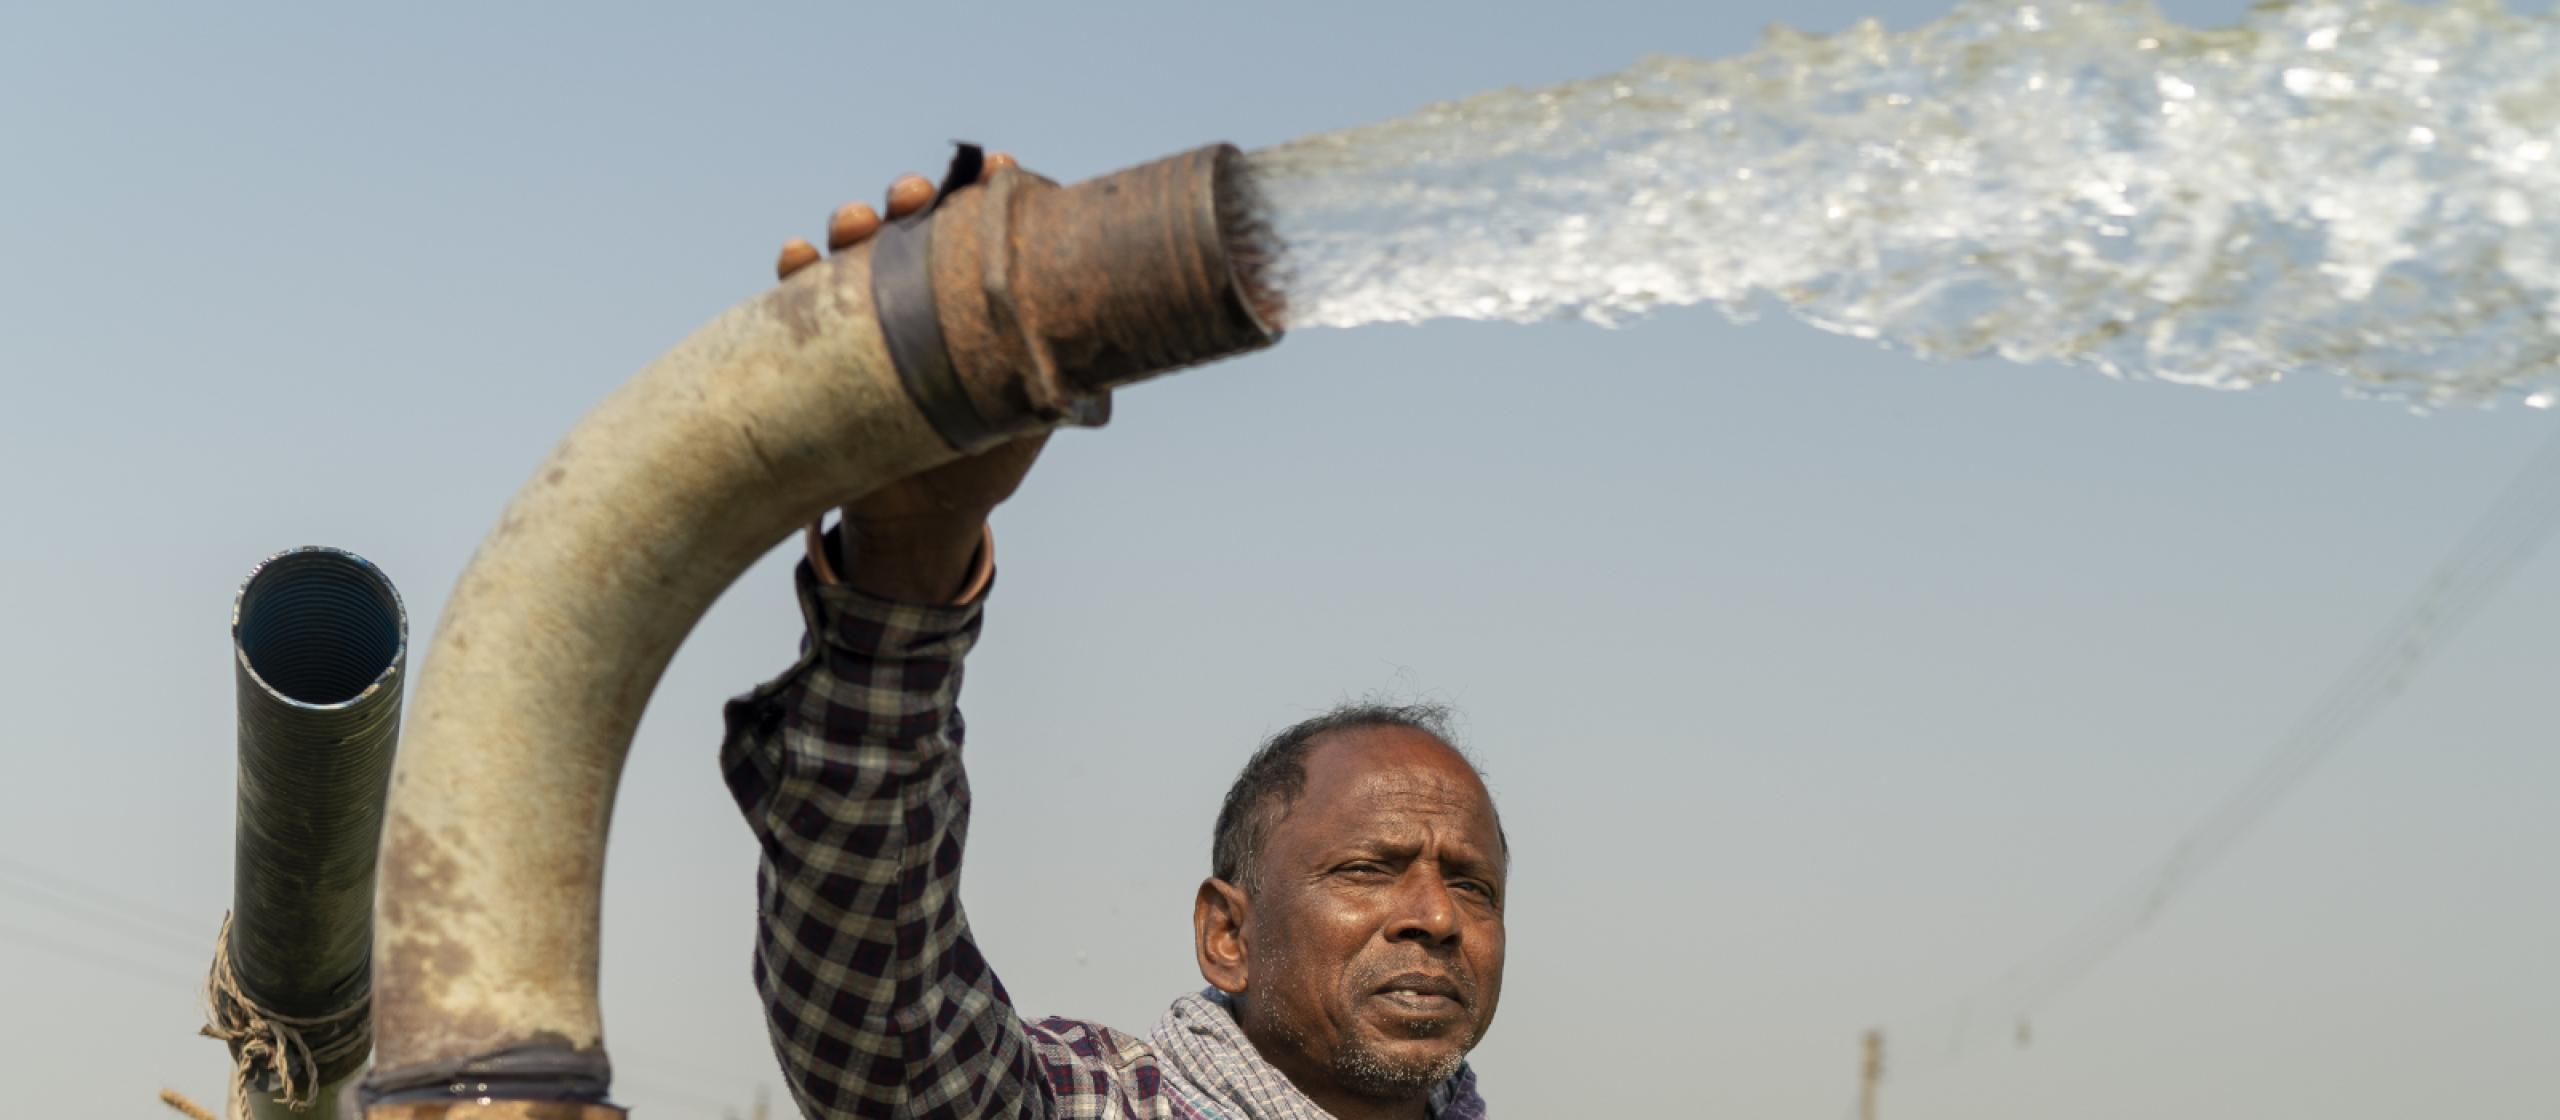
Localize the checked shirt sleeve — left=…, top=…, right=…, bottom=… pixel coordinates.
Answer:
left=720, top=559, right=1051, bottom=1119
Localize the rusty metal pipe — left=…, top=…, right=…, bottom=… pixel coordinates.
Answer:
left=364, top=143, right=1277, bottom=1115
left=878, top=142, right=1282, bottom=449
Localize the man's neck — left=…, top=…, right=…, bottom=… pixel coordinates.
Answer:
left=1238, top=1019, right=1433, bottom=1120
left=1296, top=1083, right=1429, bottom=1120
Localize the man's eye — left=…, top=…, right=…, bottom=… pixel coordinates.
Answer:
left=1338, top=862, right=1389, bottom=877
left=1452, top=880, right=1494, bottom=899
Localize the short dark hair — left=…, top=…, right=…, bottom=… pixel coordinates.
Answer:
left=1210, top=701, right=1471, bottom=889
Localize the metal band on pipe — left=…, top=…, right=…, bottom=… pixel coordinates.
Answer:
left=362, top=1049, right=611, bottom=1106
left=872, top=214, right=1004, bottom=454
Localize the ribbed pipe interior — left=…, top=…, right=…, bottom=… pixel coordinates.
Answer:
left=240, top=551, right=404, bottom=705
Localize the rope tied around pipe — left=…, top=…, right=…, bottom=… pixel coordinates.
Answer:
left=202, top=912, right=370, bottom=1115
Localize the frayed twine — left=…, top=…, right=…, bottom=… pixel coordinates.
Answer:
left=201, top=913, right=370, bottom=1116
left=158, top=1088, right=219, bottom=1120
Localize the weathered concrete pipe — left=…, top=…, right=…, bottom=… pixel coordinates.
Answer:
left=363, top=144, right=1278, bottom=1115
left=225, top=546, right=407, bottom=1118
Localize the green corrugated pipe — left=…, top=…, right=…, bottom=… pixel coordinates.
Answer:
left=225, top=546, right=407, bottom=1119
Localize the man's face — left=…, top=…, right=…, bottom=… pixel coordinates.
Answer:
left=1232, top=727, right=1507, bottom=1102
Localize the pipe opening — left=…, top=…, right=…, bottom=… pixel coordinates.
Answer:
left=238, top=550, right=405, bottom=707
left=1215, top=147, right=1287, bottom=332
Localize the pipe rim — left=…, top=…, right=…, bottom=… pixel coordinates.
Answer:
left=233, top=546, right=409, bottom=711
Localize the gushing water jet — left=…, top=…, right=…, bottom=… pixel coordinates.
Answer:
left=1249, top=0, right=2560, bottom=406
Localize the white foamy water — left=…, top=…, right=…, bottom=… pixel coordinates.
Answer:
left=1247, top=0, right=2560, bottom=405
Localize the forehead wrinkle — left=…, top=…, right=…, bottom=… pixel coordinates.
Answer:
left=1287, top=730, right=1506, bottom=866
left=1323, top=796, right=1504, bottom=871
left=1336, top=756, right=1485, bottom=806
left=1358, top=783, right=1474, bottom=817
left=1328, top=784, right=1489, bottom=840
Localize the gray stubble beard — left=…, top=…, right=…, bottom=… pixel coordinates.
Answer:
left=1331, top=1024, right=1477, bottom=1099
left=1267, top=970, right=1479, bottom=1101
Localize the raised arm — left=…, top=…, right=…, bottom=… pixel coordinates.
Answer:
left=721, top=539, right=1042, bottom=1118
left=720, top=162, right=1057, bottom=1119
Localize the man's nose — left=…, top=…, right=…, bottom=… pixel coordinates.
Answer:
left=1385, top=870, right=1461, bottom=945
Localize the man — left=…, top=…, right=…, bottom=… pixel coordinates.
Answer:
left=719, top=162, right=1507, bottom=1120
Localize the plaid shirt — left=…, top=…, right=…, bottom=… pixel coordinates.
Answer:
left=721, top=558, right=1487, bottom=1119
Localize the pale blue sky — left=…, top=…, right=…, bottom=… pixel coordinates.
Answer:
left=3, top=2, right=2555, bottom=1117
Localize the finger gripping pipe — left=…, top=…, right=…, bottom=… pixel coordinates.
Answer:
left=364, top=144, right=1279, bottom=1115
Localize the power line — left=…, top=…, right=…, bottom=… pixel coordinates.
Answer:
left=1890, top=427, right=2560, bottom=1063
left=0, top=873, right=209, bottom=956
left=0, top=922, right=198, bottom=989
left=0, top=844, right=784, bottom=1112
left=0, top=914, right=769, bottom=1113
left=0, top=853, right=203, bottom=930
left=0, top=857, right=774, bottom=1110
left=2009, top=430, right=2560, bottom=1013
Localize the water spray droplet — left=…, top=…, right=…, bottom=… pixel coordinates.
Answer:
left=2283, top=67, right=2356, bottom=98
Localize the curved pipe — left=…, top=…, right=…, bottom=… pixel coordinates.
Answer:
left=365, top=144, right=1278, bottom=1112
left=230, top=546, right=407, bottom=1107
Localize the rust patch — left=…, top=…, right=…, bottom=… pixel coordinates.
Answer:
left=373, top=956, right=512, bottom=1076
left=424, top=936, right=475, bottom=991
left=996, top=146, right=1276, bottom=397
left=517, top=1105, right=622, bottom=1120
left=518, top=1029, right=584, bottom=1053
left=376, top=811, right=514, bottom=1068
left=377, top=812, right=477, bottom=929
left=905, top=147, right=1277, bottom=440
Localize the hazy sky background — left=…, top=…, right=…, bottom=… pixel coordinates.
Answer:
left=5, top=1, right=2556, bottom=1117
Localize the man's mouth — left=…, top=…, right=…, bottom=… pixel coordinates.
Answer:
left=1371, top=971, right=1466, bottom=1014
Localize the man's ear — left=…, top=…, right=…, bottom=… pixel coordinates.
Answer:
left=1193, top=877, right=1250, bottom=995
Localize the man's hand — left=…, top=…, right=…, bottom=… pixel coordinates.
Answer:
left=779, top=153, right=1048, bottom=603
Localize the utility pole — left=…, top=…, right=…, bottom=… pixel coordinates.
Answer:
left=1859, top=1029, right=1885, bottom=1120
